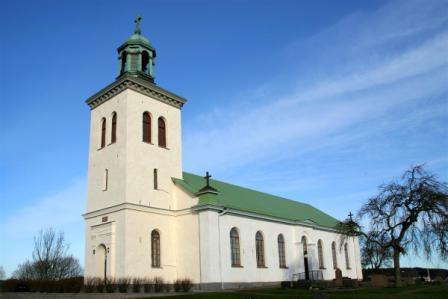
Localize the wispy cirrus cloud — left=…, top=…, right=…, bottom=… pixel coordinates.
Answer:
left=0, top=178, right=86, bottom=276
left=183, top=0, right=448, bottom=180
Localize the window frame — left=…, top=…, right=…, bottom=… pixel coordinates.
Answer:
left=151, top=230, right=161, bottom=268
left=230, top=227, right=241, bottom=267
left=111, top=112, right=117, bottom=144
left=255, top=231, right=266, bottom=268
left=158, top=117, right=167, bottom=148
left=277, top=234, right=287, bottom=268
left=142, top=112, right=152, bottom=143
left=332, top=241, right=338, bottom=269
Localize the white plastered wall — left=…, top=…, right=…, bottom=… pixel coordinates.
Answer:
left=199, top=211, right=363, bottom=285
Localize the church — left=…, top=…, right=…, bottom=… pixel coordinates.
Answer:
left=83, top=18, right=363, bottom=289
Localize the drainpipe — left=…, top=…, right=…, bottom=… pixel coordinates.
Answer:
left=217, top=208, right=228, bottom=290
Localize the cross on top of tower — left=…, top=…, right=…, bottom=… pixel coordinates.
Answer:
left=134, top=16, right=142, bottom=35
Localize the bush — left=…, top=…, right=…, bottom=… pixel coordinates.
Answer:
left=117, top=277, right=130, bottom=293
left=104, top=278, right=116, bottom=293
left=83, top=277, right=96, bottom=293
left=1, top=279, right=31, bottom=292
left=174, top=279, right=182, bottom=292
left=181, top=278, right=193, bottom=292
left=61, top=277, right=83, bottom=293
left=163, top=281, right=171, bottom=292
left=132, top=277, right=142, bottom=293
left=142, top=278, right=153, bottom=293
left=154, top=276, right=164, bottom=292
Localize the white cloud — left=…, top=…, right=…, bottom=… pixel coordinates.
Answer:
left=0, top=178, right=86, bottom=240
left=183, top=1, right=448, bottom=177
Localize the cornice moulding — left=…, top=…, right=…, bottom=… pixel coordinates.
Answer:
left=85, top=75, right=187, bottom=110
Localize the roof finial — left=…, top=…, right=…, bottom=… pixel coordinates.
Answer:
left=134, top=15, right=142, bottom=35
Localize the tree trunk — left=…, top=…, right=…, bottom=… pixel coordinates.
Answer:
left=393, top=249, right=402, bottom=287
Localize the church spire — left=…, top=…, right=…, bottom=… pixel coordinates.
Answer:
left=117, top=16, right=157, bottom=83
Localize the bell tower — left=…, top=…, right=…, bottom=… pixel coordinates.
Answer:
left=84, top=17, right=186, bottom=214
left=117, top=16, right=157, bottom=82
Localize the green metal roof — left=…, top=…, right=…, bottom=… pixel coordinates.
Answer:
left=173, top=172, right=340, bottom=229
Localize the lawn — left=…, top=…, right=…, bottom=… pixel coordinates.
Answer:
left=142, top=284, right=448, bottom=299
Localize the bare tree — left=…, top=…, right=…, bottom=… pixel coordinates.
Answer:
left=13, top=228, right=82, bottom=280
left=355, top=165, right=448, bottom=286
left=360, top=231, right=392, bottom=270
left=0, top=266, right=5, bottom=280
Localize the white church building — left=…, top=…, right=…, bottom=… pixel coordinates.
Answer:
left=83, top=18, right=363, bottom=289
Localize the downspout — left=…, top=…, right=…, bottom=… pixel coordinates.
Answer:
left=217, top=208, right=228, bottom=290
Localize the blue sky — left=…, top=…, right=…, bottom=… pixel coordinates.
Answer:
left=1, top=0, right=447, bottom=276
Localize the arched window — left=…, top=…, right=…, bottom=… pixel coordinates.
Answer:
left=318, top=239, right=324, bottom=269
left=230, top=228, right=241, bottom=267
left=142, top=112, right=151, bottom=143
left=100, top=118, right=106, bottom=148
left=158, top=117, right=166, bottom=148
left=255, top=231, right=265, bottom=267
left=344, top=243, right=350, bottom=269
left=151, top=230, right=161, bottom=267
left=153, top=169, right=158, bottom=189
left=301, top=236, right=308, bottom=254
left=278, top=234, right=286, bottom=268
left=111, top=112, right=117, bottom=144
left=142, top=51, right=150, bottom=74
left=332, top=241, right=338, bottom=269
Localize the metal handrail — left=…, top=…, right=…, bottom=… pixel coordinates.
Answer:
left=293, top=270, right=324, bottom=281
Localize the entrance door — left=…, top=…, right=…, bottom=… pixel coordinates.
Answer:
left=302, top=236, right=310, bottom=280
left=96, top=244, right=107, bottom=280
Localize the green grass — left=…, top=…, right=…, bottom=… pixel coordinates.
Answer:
left=140, top=284, right=448, bottom=299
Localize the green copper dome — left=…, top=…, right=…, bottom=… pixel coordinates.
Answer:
left=126, top=33, right=151, bottom=47
left=117, top=16, right=157, bottom=83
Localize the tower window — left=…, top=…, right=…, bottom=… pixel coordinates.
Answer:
left=103, top=169, right=108, bottom=191
left=142, top=51, right=150, bottom=75
left=143, top=112, right=151, bottom=143
left=111, top=112, right=117, bottom=144
left=100, top=118, right=106, bottom=149
left=153, top=169, right=158, bottom=190
left=158, top=117, right=166, bottom=148
left=120, top=51, right=127, bottom=74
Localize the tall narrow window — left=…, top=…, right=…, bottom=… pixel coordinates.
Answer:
left=111, top=112, right=117, bottom=144
left=302, top=236, right=307, bottom=254
left=318, top=239, right=325, bottom=269
left=255, top=231, right=265, bottom=267
left=230, top=227, right=241, bottom=267
left=344, top=243, right=350, bottom=269
left=100, top=118, right=106, bottom=148
left=142, top=51, right=149, bottom=74
left=278, top=234, right=286, bottom=268
left=332, top=242, right=338, bottom=269
left=158, top=117, right=166, bottom=148
left=153, top=169, right=158, bottom=190
left=143, top=112, right=151, bottom=143
left=103, top=169, right=108, bottom=191
left=151, top=230, right=161, bottom=267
